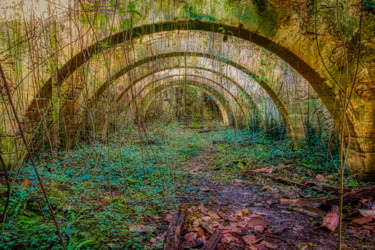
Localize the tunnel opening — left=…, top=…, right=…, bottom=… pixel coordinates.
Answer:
left=144, top=86, right=223, bottom=126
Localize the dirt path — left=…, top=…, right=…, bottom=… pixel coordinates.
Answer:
left=174, top=147, right=373, bottom=249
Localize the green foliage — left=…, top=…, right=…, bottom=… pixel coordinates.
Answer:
left=0, top=123, right=210, bottom=249
left=363, top=0, right=375, bottom=11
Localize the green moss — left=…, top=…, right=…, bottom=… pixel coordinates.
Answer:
left=183, top=5, right=217, bottom=22
left=0, top=136, right=18, bottom=167
left=223, top=0, right=279, bottom=37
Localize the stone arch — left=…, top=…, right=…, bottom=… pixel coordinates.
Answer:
left=82, top=54, right=293, bottom=137
left=115, top=74, right=251, bottom=126
left=17, top=18, right=372, bottom=177
left=135, top=81, right=234, bottom=125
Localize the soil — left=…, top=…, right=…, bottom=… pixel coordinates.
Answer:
left=173, top=147, right=375, bottom=250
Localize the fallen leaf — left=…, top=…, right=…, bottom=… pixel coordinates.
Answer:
left=280, top=198, right=305, bottom=206
left=261, top=241, right=277, bottom=249
left=218, top=211, right=235, bottom=221
left=253, top=211, right=270, bottom=216
left=256, top=243, right=266, bottom=250
left=254, top=225, right=265, bottom=233
left=293, top=225, right=304, bottom=231
left=21, top=179, right=32, bottom=189
left=261, top=185, right=276, bottom=192
left=216, top=243, right=226, bottom=250
left=321, top=213, right=339, bottom=231
left=305, top=180, right=317, bottom=186
left=252, top=167, right=271, bottom=173
left=234, top=178, right=244, bottom=183
left=297, top=242, right=316, bottom=250
left=207, top=210, right=221, bottom=219
left=248, top=215, right=266, bottom=226
left=202, top=216, right=211, bottom=221
left=300, top=205, right=326, bottom=217
left=315, top=174, right=327, bottom=183
left=242, top=234, right=261, bottom=245
left=363, top=225, right=375, bottom=230
left=358, top=209, right=375, bottom=217
left=129, top=224, right=155, bottom=233
left=352, top=216, right=373, bottom=225
left=184, top=232, right=197, bottom=242
left=196, top=236, right=206, bottom=246
left=163, top=213, right=173, bottom=223
left=222, top=235, right=240, bottom=244
left=199, top=204, right=208, bottom=214
left=195, top=226, right=206, bottom=237
left=180, top=240, right=196, bottom=248
left=149, top=237, right=157, bottom=245
left=153, top=215, right=161, bottom=220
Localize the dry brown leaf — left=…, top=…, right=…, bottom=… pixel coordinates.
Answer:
left=280, top=198, right=305, bottom=206
left=184, top=232, right=197, bottom=242
left=163, top=213, right=173, bottom=223
left=222, top=235, right=240, bottom=244
left=254, top=225, right=265, bottom=233
left=293, top=225, right=304, bottom=231
left=352, top=216, right=373, bottom=225
left=252, top=167, right=271, bottom=173
left=261, top=185, right=276, bottom=192
left=358, top=209, right=375, bottom=217
left=253, top=211, right=270, bottom=216
left=321, top=213, right=339, bottom=231
left=180, top=240, right=196, bottom=248
left=153, top=215, right=161, bottom=220
left=129, top=224, right=155, bottom=233
left=207, top=210, right=221, bottom=219
left=315, top=174, right=327, bottom=183
left=195, top=226, right=206, bottom=237
left=202, top=216, right=211, bottom=221
left=305, top=180, right=317, bottom=186
left=248, top=215, right=266, bottom=226
left=363, top=225, right=375, bottom=230
left=242, top=234, right=261, bottom=245
left=256, top=243, right=266, bottom=250
left=218, top=211, right=235, bottom=221
left=261, top=241, right=277, bottom=249
left=21, top=179, right=32, bottom=189
left=199, top=204, right=208, bottom=214
left=237, top=221, right=248, bottom=228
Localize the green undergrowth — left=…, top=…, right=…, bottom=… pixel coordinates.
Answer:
left=209, top=128, right=365, bottom=190
left=0, top=123, right=211, bottom=249
left=0, top=123, right=365, bottom=249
